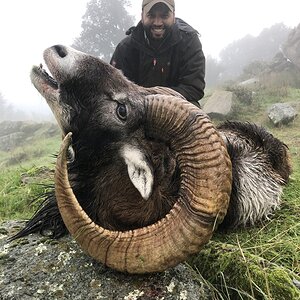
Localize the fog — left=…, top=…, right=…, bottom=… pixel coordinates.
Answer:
left=0, top=0, right=299, bottom=121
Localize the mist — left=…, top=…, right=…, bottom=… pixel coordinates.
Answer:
left=0, top=0, right=299, bottom=122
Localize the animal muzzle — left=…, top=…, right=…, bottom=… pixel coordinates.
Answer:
left=55, top=95, right=232, bottom=273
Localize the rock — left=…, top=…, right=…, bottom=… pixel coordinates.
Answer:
left=0, top=132, right=25, bottom=151
left=0, top=121, right=25, bottom=137
left=269, top=23, right=300, bottom=72
left=238, top=77, right=259, bottom=87
left=0, top=221, right=212, bottom=300
left=226, top=85, right=253, bottom=105
left=0, top=121, right=44, bottom=137
left=268, top=103, right=298, bottom=126
left=282, top=23, right=300, bottom=70
left=0, top=121, right=60, bottom=152
left=202, top=91, right=233, bottom=117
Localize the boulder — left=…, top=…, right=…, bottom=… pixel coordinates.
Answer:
left=238, top=77, right=259, bottom=87
left=0, top=221, right=212, bottom=300
left=0, top=121, right=25, bottom=136
left=268, top=103, right=297, bottom=126
left=202, top=91, right=233, bottom=117
left=0, top=121, right=60, bottom=152
left=282, top=23, right=300, bottom=69
left=0, top=132, right=25, bottom=151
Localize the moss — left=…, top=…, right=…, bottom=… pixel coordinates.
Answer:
left=0, top=252, right=10, bottom=261
left=10, top=238, right=30, bottom=247
left=0, top=227, right=8, bottom=234
left=189, top=241, right=300, bottom=299
left=44, top=239, right=60, bottom=246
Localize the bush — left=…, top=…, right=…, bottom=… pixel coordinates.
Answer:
left=225, top=85, right=253, bottom=105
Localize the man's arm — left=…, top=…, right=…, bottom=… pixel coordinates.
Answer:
left=171, top=34, right=205, bottom=106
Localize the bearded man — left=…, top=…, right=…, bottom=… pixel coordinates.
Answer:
left=110, top=0, right=205, bottom=107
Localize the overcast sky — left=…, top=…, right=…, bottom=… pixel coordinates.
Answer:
left=0, top=0, right=299, bottom=115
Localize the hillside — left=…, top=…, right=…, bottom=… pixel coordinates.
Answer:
left=0, top=122, right=61, bottom=220
left=0, top=86, right=299, bottom=299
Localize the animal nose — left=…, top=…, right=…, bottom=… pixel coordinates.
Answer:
left=53, top=45, right=68, bottom=58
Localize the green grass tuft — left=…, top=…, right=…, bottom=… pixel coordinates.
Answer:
left=0, top=135, right=59, bottom=221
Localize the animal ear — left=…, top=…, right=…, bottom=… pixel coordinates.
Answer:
left=120, top=144, right=153, bottom=200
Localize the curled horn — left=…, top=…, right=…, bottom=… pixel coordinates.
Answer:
left=55, top=95, right=232, bottom=274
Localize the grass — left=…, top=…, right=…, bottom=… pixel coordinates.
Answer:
left=0, top=135, right=60, bottom=220
left=189, top=172, right=300, bottom=299
left=0, top=87, right=299, bottom=299
left=188, top=86, right=300, bottom=299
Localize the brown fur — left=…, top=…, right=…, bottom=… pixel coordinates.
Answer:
left=12, top=46, right=291, bottom=240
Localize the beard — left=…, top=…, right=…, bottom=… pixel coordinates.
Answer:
left=143, top=23, right=173, bottom=41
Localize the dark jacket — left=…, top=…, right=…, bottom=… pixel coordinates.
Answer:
left=110, top=18, right=205, bottom=107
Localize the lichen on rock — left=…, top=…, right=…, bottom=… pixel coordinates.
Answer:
left=0, top=220, right=211, bottom=300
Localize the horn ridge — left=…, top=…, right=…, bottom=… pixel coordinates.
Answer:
left=55, top=97, right=232, bottom=273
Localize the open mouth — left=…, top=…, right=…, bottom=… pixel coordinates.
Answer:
left=31, top=63, right=58, bottom=89
left=30, top=63, right=60, bottom=101
left=39, top=64, right=59, bottom=88
left=151, top=27, right=165, bottom=35
left=30, top=45, right=93, bottom=98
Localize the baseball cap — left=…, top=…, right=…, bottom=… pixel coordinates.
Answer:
left=142, top=0, right=175, bottom=15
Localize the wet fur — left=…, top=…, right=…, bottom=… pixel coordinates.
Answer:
left=218, top=121, right=291, bottom=229
left=13, top=132, right=180, bottom=239
left=13, top=120, right=291, bottom=240
left=12, top=46, right=291, bottom=239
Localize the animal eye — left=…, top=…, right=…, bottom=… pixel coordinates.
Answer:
left=116, top=103, right=127, bottom=121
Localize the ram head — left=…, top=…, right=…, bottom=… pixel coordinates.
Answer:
left=15, top=45, right=291, bottom=274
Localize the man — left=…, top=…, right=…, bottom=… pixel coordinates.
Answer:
left=110, top=0, right=205, bottom=107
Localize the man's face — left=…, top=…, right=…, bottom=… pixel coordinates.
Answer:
left=142, top=3, right=175, bottom=40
